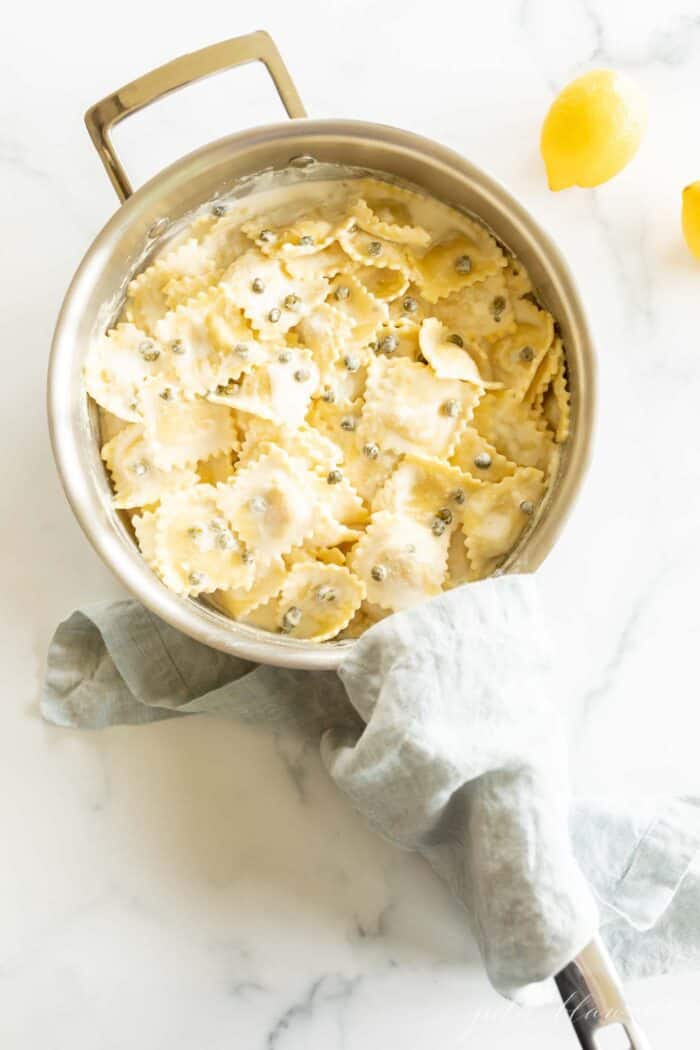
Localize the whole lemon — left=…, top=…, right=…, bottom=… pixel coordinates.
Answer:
left=682, top=182, right=700, bottom=259
left=541, top=69, right=647, bottom=191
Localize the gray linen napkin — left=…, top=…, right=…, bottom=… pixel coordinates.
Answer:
left=42, top=576, right=700, bottom=998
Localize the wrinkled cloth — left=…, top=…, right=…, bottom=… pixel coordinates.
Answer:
left=42, top=576, right=700, bottom=998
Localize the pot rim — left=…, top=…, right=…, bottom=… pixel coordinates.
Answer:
left=48, top=116, right=596, bottom=671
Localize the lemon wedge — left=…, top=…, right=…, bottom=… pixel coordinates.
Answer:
left=541, top=69, right=647, bottom=191
left=682, top=182, right=700, bottom=258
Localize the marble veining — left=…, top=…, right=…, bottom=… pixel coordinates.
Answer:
left=2, top=0, right=700, bottom=1046
left=265, top=974, right=362, bottom=1049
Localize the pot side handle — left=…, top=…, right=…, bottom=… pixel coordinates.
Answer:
left=84, top=31, right=307, bottom=203
left=555, top=935, right=653, bottom=1050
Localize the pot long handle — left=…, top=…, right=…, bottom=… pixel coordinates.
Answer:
left=84, top=31, right=306, bottom=203
left=555, top=935, right=653, bottom=1049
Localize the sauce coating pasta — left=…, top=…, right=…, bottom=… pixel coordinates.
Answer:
left=85, top=175, right=569, bottom=641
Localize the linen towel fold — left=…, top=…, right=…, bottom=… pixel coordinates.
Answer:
left=42, top=576, right=700, bottom=998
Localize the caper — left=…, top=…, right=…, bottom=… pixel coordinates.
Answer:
left=281, top=606, right=302, bottom=632
left=378, top=334, right=398, bottom=354
left=316, top=585, right=337, bottom=602
left=216, top=531, right=236, bottom=551
left=139, top=340, right=160, bottom=362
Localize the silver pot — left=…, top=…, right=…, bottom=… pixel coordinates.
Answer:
left=48, top=31, right=596, bottom=671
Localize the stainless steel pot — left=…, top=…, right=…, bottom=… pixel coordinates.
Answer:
left=48, top=31, right=596, bottom=672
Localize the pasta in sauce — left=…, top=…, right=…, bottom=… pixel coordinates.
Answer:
left=85, top=176, right=570, bottom=641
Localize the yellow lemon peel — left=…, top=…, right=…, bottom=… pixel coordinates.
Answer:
left=541, top=69, right=647, bottom=191
left=682, top=182, right=700, bottom=259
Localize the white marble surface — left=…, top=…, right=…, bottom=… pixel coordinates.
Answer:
left=2, top=0, right=700, bottom=1044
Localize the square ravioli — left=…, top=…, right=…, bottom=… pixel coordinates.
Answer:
left=414, top=226, right=506, bottom=302
left=215, top=446, right=325, bottom=563
left=361, top=356, right=481, bottom=458
left=349, top=511, right=449, bottom=612
left=460, top=467, right=546, bottom=576
left=154, top=484, right=256, bottom=595
left=275, top=561, right=366, bottom=641
left=220, top=248, right=327, bottom=340
left=101, top=423, right=197, bottom=508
